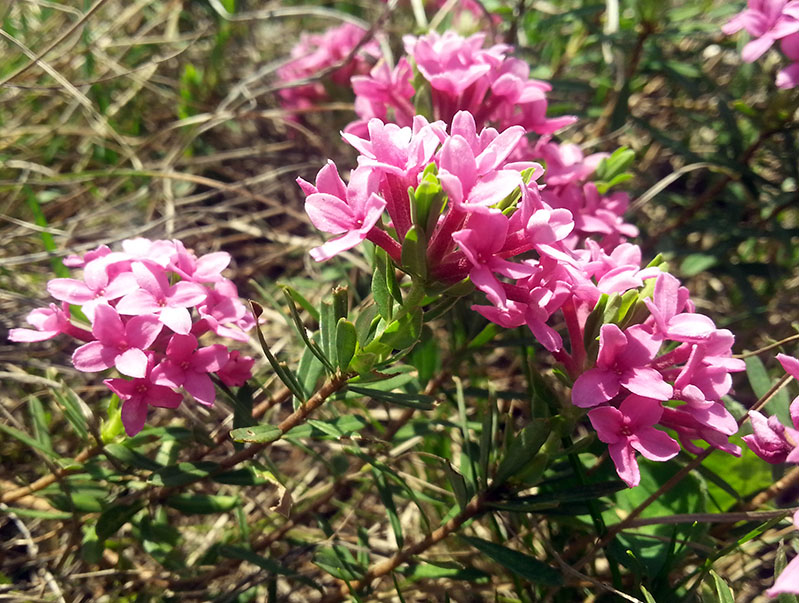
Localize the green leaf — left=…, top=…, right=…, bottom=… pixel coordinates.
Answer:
left=443, top=462, right=469, bottom=510
left=378, top=307, right=424, bottom=351
left=746, top=356, right=791, bottom=424
left=595, top=147, right=635, bottom=182
left=96, top=502, right=143, bottom=540
left=680, top=253, right=718, bottom=277
left=219, top=545, right=322, bottom=590
left=282, top=292, right=336, bottom=375
left=373, top=469, right=403, bottom=548
left=335, top=318, right=358, bottom=371
left=27, top=397, right=52, bottom=453
left=52, top=387, right=89, bottom=441
left=372, top=266, right=393, bottom=321
left=213, top=467, right=267, bottom=486
left=701, top=436, right=773, bottom=511
left=24, top=186, right=68, bottom=277
left=404, top=561, right=489, bottom=582
left=3, top=507, right=72, bottom=520
left=640, top=585, right=657, bottom=603
left=230, top=424, right=282, bottom=444
left=709, top=570, right=735, bottom=603
left=283, top=285, right=320, bottom=322
left=285, top=415, right=367, bottom=439
left=149, top=461, right=219, bottom=487
left=400, top=225, right=428, bottom=279
left=0, top=422, right=58, bottom=458
left=165, top=494, right=239, bottom=514
left=249, top=301, right=310, bottom=398
left=313, top=546, right=365, bottom=581
left=461, top=536, right=562, bottom=586
left=494, top=420, right=550, bottom=487
left=348, top=365, right=417, bottom=390
left=607, top=459, right=707, bottom=577
left=105, top=443, right=162, bottom=471
left=49, top=490, right=105, bottom=513
left=479, top=395, right=496, bottom=490
left=348, top=385, right=435, bottom=410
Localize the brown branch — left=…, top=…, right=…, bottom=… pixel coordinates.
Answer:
left=321, top=493, right=488, bottom=603
left=169, top=371, right=451, bottom=591
left=0, top=445, right=102, bottom=504
left=115, top=373, right=349, bottom=507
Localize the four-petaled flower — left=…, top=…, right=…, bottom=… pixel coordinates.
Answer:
left=588, top=394, right=681, bottom=487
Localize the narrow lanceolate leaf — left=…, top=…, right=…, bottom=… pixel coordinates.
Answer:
left=96, top=502, right=143, bottom=540
left=479, top=395, right=496, bottom=490
left=347, top=385, right=435, bottom=410
left=105, top=443, right=162, bottom=471
left=335, top=318, right=358, bottom=372
left=640, top=585, right=657, bottom=603
left=710, top=570, right=735, bottom=603
left=28, top=397, right=52, bottom=452
left=372, top=265, right=393, bottom=320
left=52, top=386, right=89, bottom=441
left=249, top=301, right=309, bottom=399
left=443, top=462, right=469, bottom=510
left=0, top=422, right=59, bottom=458
left=165, top=494, right=239, bottom=515
left=230, top=424, right=282, bottom=444
left=219, top=545, right=323, bottom=591
left=148, top=461, right=219, bottom=487
left=283, top=285, right=320, bottom=322
left=493, top=420, right=550, bottom=487
left=373, top=469, right=403, bottom=549
left=400, top=225, right=428, bottom=279
left=461, top=536, right=562, bottom=586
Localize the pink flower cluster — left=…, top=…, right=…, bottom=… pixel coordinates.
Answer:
left=348, top=30, right=636, bottom=251
left=723, top=0, right=799, bottom=88
left=296, top=27, right=749, bottom=488
left=298, top=109, right=746, bottom=487
left=580, top=272, right=745, bottom=486
left=744, top=354, right=799, bottom=463
left=348, top=31, right=575, bottom=138
left=742, top=352, right=799, bottom=597
left=277, top=22, right=380, bottom=114
left=9, top=238, right=255, bottom=436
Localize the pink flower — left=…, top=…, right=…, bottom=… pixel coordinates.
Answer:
left=218, top=350, right=255, bottom=387
left=349, top=57, right=416, bottom=132
left=46, top=256, right=138, bottom=320
left=277, top=23, right=379, bottom=113
left=169, top=240, right=230, bottom=283
left=299, top=162, right=388, bottom=262
left=437, top=112, right=526, bottom=208
left=743, top=408, right=799, bottom=463
left=115, top=261, right=208, bottom=334
left=105, top=372, right=183, bottom=436
left=72, top=304, right=162, bottom=378
left=9, top=303, right=91, bottom=343
left=151, top=333, right=228, bottom=406
left=588, top=394, right=681, bottom=487
left=452, top=211, right=536, bottom=305
left=572, top=324, right=673, bottom=407
left=644, top=272, right=717, bottom=343
left=723, top=0, right=799, bottom=61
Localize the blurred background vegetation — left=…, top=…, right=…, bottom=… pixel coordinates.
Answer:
left=1, top=1, right=798, bottom=601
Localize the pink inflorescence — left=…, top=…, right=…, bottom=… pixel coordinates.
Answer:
left=277, top=22, right=380, bottom=115
left=723, top=0, right=799, bottom=88
left=348, top=30, right=636, bottom=251
left=9, top=238, right=255, bottom=436
left=298, top=108, right=746, bottom=487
